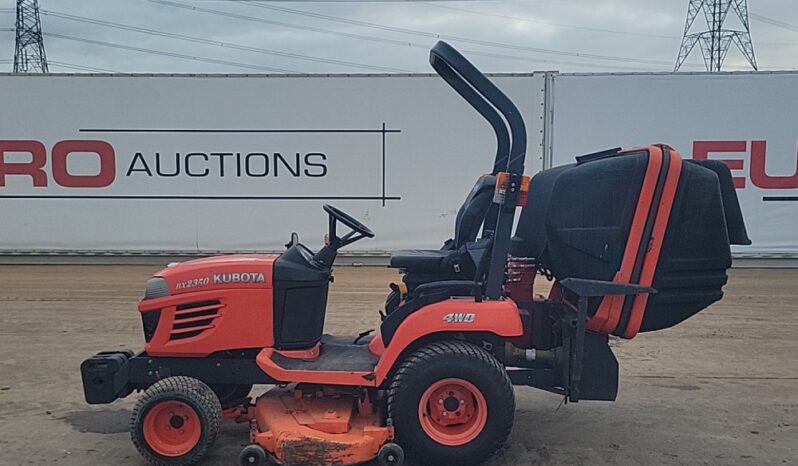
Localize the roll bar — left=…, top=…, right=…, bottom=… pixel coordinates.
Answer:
left=429, top=41, right=527, bottom=176
left=429, top=40, right=528, bottom=299
left=430, top=48, right=509, bottom=175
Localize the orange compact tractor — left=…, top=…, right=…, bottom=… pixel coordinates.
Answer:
left=81, top=41, right=750, bottom=466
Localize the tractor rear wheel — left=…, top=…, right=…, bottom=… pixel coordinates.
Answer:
left=387, top=340, right=514, bottom=465
left=131, top=376, right=222, bottom=466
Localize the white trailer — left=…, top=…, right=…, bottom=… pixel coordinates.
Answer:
left=0, top=73, right=546, bottom=254
left=1, top=70, right=796, bottom=260
left=548, top=71, right=798, bottom=259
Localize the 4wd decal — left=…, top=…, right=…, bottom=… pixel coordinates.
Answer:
left=213, top=272, right=266, bottom=285
left=443, top=312, right=476, bottom=323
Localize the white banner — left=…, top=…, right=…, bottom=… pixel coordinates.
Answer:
left=0, top=74, right=545, bottom=253
left=549, top=72, right=798, bottom=256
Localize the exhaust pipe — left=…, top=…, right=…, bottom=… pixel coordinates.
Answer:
left=504, top=342, right=558, bottom=368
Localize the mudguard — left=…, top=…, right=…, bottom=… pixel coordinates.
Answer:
left=371, top=297, right=524, bottom=385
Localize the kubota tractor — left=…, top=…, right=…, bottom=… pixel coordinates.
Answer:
left=80, top=41, right=750, bottom=466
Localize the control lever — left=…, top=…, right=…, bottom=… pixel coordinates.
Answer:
left=284, top=232, right=299, bottom=249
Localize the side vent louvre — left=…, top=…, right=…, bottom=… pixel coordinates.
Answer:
left=170, top=300, right=224, bottom=341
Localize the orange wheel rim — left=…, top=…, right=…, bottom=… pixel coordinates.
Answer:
left=418, top=378, right=488, bottom=446
left=143, top=400, right=201, bottom=457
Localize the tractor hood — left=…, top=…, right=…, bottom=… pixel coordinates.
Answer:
left=144, top=254, right=279, bottom=299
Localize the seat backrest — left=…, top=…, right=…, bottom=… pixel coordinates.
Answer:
left=453, top=174, right=496, bottom=248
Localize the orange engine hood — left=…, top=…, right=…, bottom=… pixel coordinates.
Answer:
left=154, top=254, right=280, bottom=296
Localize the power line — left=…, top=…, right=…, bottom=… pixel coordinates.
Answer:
left=0, top=22, right=759, bottom=74
left=750, top=13, right=798, bottom=33
left=44, top=33, right=300, bottom=73
left=41, top=9, right=409, bottom=72
left=149, top=0, right=452, bottom=51
left=151, top=0, right=679, bottom=71
left=245, top=2, right=679, bottom=67
left=420, top=3, right=679, bottom=40
left=42, top=10, right=656, bottom=72
left=757, top=43, right=798, bottom=48
left=0, top=57, right=117, bottom=72
left=433, top=48, right=670, bottom=71
left=149, top=1, right=439, bottom=57
left=149, top=0, right=667, bottom=71
left=49, top=60, right=119, bottom=73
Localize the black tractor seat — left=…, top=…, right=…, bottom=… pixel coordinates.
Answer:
left=384, top=237, right=492, bottom=316
left=389, top=249, right=461, bottom=274
left=389, top=173, right=496, bottom=277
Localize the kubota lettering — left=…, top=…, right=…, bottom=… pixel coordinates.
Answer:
left=212, top=272, right=266, bottom=285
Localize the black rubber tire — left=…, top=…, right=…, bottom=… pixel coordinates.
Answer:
left=387, top=340, right=514, bottom=466
left=378, top=442, right=405, bottom=466
left=209, top=383, right=253, bottom=409
left=131, top=376, right=223, bottom=466
left=239, top=444, right=269, bottom=466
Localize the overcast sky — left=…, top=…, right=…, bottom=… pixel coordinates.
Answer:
left=1, top=0, right=796, bottom=74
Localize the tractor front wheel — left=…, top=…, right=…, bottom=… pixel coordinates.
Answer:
left=387, top=340, right=514, bottom=465
left=131, top=376, right=222, bottom=466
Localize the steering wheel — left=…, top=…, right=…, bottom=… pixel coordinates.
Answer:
left=323, top=204, right=375, bottom=238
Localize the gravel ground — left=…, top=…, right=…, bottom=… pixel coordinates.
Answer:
left=0, top=265, right=795, bottom=465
